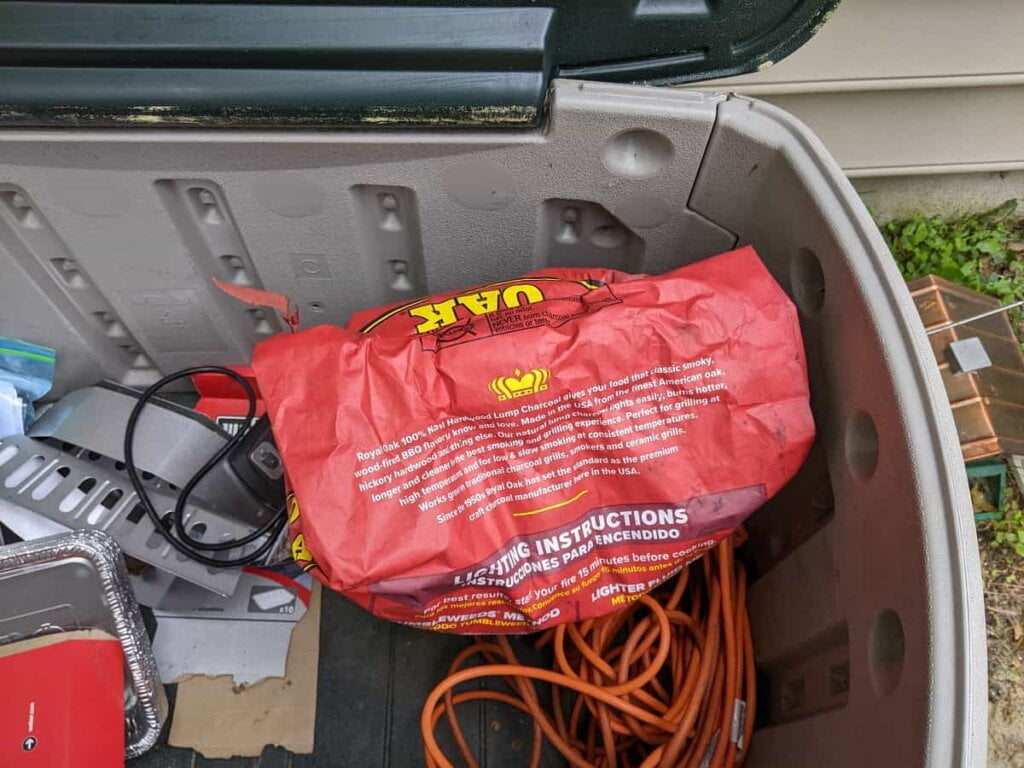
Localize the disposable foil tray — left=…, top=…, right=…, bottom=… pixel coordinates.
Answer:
left=0, top=530, right=167, bottom=757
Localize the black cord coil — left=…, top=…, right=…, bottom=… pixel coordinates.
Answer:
left=122, top=366, right=287, bottom=568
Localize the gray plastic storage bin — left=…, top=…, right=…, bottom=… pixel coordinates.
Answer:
left=0, top=80, right=985, bottom=767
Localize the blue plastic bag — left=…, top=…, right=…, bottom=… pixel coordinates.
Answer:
left=0, top=337, right=56, bottom=437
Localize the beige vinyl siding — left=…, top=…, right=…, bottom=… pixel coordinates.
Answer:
left=694, top=0, right=1024, bottom=179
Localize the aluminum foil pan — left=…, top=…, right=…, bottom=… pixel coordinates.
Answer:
left=0, top=530, right=167, bottom=757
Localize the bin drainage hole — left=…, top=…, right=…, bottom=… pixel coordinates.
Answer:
left=602, top=129, right=674, bottom=179
left=790, top=247, right=826, bottom=314
left=869, top=609, right=905, bottom=696
left=844, top=411, right=879, bottom=481
left=307, top=301, right=326, bottom=313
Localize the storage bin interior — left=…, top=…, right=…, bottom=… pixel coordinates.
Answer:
left=0, top=79, right=983, bottom=767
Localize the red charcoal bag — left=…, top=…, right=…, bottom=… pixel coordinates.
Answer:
left=251, top=246, right=814, bottom=633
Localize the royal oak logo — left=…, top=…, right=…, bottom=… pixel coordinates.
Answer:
left=357, top=277, right=605, bottom=338
left=489, top=368, right=550, bottom=402
left=408, top=283, right=545, bottom=334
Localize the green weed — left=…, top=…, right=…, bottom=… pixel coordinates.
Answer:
left=881, top=199, right=1024, bottom=352
left=985, top=481, right=1024, bottom=558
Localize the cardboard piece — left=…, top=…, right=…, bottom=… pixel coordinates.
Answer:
left=152, top=568, right=312, bottom=685
left=0, top=630, right=124, bottom=767
left=168, top=582, right=321, bottom=758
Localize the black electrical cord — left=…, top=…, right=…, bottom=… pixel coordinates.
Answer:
left=123, top=366, right=288, bottom=568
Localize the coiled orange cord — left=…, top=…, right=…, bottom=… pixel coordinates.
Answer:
left=421, top=532, right=755, bottom=768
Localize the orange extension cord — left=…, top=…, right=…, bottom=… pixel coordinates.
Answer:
left=421, top=532, right=755, bottom=768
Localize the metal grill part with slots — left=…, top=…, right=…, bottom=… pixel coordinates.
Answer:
left=0, top=435, right=255, bottom=595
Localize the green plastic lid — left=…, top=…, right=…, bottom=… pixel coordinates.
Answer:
left=0, top=0, right=840, bottom=128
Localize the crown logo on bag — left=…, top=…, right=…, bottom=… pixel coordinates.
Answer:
left=489, top=368, right=550, bottom=401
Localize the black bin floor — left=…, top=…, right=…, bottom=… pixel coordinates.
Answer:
left=132, top=588, right=564, bottom=768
